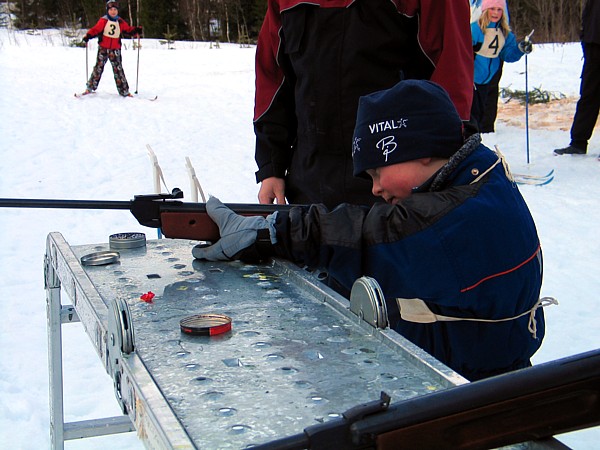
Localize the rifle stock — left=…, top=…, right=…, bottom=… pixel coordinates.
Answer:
left=0, top=189, right=293, bottom=242
left=156, top=203, right=293, bottom=241
left=253, top=349, right=600, bottom=450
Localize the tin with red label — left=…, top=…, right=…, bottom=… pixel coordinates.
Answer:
left=180, top=314, right=232, bottom=336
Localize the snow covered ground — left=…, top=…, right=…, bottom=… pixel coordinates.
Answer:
left=0, top=29, right=598, bottom=449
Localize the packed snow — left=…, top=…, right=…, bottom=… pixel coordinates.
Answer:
left=0, top=29, right=598, bottom=449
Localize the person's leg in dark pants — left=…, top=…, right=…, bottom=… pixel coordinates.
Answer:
left=480, top=62, right=503, bottom=133
left=570, top=43, right=600, bottom=151
left=555, top=43, right=600, bottom=155
left=471, top=83, right=491, bottom=133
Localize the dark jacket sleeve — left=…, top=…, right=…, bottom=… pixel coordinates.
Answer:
left=582, top=0, right=600, bottom=44
left=274, top=203, right=368, bottom=288
left=253, top=0, right=296, bottom=182
left=396, top=0, right=474, bottom=120
left=272, top=198, right=460, bottom=294
left=253, top=83, right=297, bottom=182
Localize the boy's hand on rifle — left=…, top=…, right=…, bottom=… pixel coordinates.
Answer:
left=192, top=197, right=277, bottom=263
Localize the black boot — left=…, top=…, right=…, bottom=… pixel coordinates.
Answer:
left=554, top=145, right=586, bottom=155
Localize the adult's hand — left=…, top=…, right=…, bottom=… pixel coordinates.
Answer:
left=258, top=177, right=286, bottom=205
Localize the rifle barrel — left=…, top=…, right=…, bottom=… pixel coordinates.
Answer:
left=0, top=197, right=297, bottom=241
left=0, top=198, right=132, bottom=210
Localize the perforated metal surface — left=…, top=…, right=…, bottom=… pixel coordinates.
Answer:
left=70, top=239, right=461, bottom=449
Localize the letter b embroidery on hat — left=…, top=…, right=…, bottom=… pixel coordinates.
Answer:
left=377, top=136, right=397, bottom=162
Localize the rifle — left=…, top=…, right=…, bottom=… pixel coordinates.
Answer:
left=0, top=189, right=292, bottom=242
left=252, top=348, right=600, bottom=450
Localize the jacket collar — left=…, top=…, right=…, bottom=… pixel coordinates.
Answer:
left=413, top=134, right=482, bottom=193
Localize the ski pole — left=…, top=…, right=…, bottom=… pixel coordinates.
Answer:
left=525, top=54, right=529, bottom=164
left=524, top=29, right=534, bottom=165
left=85, top=42, right=89, bottom=83
left=135, top=35, right=140, bottom=94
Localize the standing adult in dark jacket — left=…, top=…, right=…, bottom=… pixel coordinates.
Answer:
left=253, top=0, right=474, bottom=209
left=195, top=80, right=552, bottom=381
left=554, top=0, right=600, bottom=156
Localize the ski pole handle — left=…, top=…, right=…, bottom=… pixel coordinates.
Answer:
left=525, top=29, right=535, bottom=43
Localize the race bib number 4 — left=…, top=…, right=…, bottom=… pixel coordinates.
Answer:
left=477, top=28, right=505, bottom=58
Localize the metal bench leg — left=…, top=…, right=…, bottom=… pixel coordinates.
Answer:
left=46, top=253, right=65, bottom=450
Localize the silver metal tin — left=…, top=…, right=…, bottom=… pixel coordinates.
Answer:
left=180, top=313, right=233, bottom=336
left=80, top=251, right=120, bottom=266
left=350, top=276, right=388, bottom=329
left=109, top=232, right=146, bottom=249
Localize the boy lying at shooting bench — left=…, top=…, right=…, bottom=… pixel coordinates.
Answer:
left=192, top=80, right=551, bottom=382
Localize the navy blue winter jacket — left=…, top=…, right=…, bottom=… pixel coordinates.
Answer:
left=273, top=136, right=545, bottom=381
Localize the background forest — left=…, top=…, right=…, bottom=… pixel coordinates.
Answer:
left=0, top=0, right=588, bottom=44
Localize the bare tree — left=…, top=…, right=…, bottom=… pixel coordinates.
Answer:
left=11, top=0, right=582, bottom=43
left=510, top=0, right=583, bottom=43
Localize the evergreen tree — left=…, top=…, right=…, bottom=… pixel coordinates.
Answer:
left=140, top=0, right=189, bottom=40
left=5, top=0, right=583, bottom=44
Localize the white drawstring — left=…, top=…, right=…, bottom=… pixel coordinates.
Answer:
left=396, top=296, right=558, bottom=339
left=470, top=145, right=515, bottom=184
left=494, top=145, right=516, bottom=182
left=528, top=297, right=559, bottom=338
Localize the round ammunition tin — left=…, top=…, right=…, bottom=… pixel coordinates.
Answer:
left=180, top=314, right=233, bottom=336
left=109, top=232, right=146, bottom=249
left=349, top=276, right=388, bottom=329
left=80, top=251, right=120, bottom=266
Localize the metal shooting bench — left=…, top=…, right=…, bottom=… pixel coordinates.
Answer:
left=45, top=232, right=576, bottom=450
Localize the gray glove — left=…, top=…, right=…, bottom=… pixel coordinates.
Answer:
left=518, top=40, right=533, bottom=54
left=192, top=196, right=277, bottom=261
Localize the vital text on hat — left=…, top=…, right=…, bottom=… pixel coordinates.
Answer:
left=369, top=118, right=408, bottom=134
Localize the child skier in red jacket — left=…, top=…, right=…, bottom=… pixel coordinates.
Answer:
left=82, top=1, right=142, bottom=97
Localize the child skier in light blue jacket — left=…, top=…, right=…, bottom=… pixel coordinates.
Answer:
left=471, top=0, right=531, bottom=128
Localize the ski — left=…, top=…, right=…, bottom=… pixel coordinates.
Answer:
left=135, top=94, right=158, bottom=101
left=515, top=175, right=554, bottom=186
left=74, top=92, right=157, bottom=101
left=513, top=169, right=554, bottom=186
left=74, top=91, right=95, bottom=98
left=512, top=169, right=554, bottom=180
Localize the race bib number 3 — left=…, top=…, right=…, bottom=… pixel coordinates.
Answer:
left=103, top=20, right=121, bottom=39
